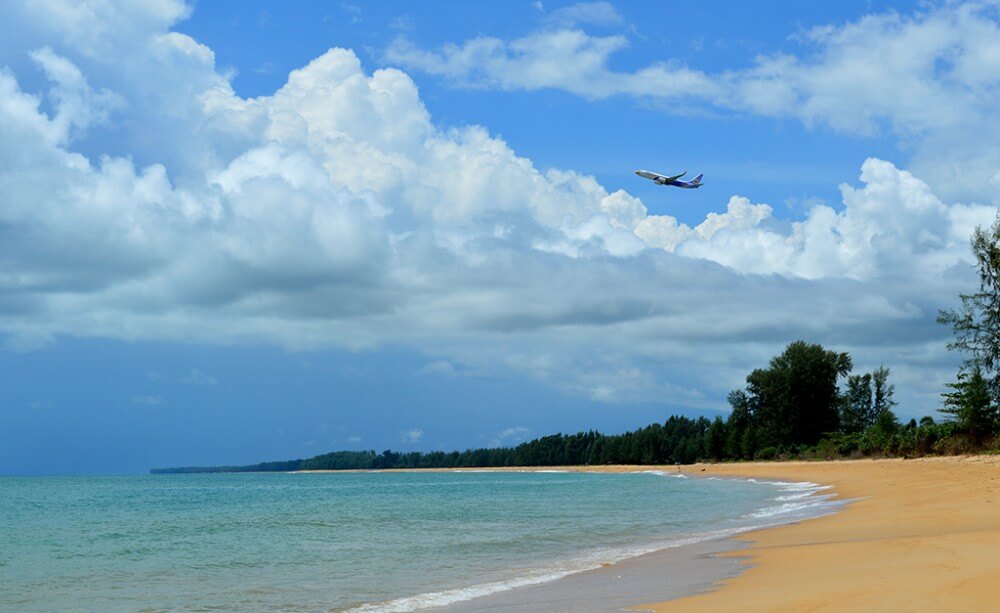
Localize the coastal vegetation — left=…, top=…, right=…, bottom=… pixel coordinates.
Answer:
left=152, top=214, right=1000, bottom=474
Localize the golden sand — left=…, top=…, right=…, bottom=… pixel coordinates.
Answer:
left=634, top=456, right=1000, bottom=611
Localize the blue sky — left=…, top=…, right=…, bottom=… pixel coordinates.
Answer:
left=178, top=0, right=909, bottom=223
left=1, top=1, right=998, bottom=474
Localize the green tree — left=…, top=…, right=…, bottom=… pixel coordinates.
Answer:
left=725, top=389, right=757, bottom=458
left=938, top=211, right=1000, bottom=401
left=872, top=365, right=898, bottom=424
left=842, top=373, right=873, bottom=433
left=940, top=365, right=998, bottom=444
left=705, top=416, right=727, bottom=460
left=730, top=341, right=852, bottom=450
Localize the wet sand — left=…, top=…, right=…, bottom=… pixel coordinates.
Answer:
left=311, top=457, right=1000, bottom=611
left=433, top=539, right=747, bottom=612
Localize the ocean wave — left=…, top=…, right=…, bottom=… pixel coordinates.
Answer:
left=746, top=496, right=834, bottom=519
left=345, top=566, right=586, bottom=612
left=742, top=479, right=840, bottom=521
left=629, top=469, right=687, bottom=478
left=345, top=530, right=734, bottom=613
left=348, top=476, right=843, bottom=612
left=775, top=491, right=817, bottom=501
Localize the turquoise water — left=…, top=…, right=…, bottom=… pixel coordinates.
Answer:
left=0, top=471, right=836, bottom=611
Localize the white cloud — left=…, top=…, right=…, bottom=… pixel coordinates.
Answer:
left=415, top=360, right=458, bottom=376
left=385, top=30, right=719, bottom=101
left=0, top=1, right=994, bottom=419
left=28, top=46, right=124, bottom=144
left=388, top=2, right=1000, bottom=203
left=636, top=159, right=984, bottom=281
left=400, top=428, right=424, bottom=443
left=544, top=2, right=623, bottom=28
left=491, top=426, right=532, bottom=447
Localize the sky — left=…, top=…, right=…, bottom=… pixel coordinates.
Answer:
left=1, top=0, right=998, bottom=474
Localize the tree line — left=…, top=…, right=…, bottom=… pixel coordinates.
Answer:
left=152, top=214, right=1000, bottom=474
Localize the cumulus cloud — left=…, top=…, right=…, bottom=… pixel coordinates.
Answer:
left=0, top=0, right=994, bottom=418
left=636, top=159, right=994, bottom=281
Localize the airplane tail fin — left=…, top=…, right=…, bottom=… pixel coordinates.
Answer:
left=692, top=173, right=703, bottom=185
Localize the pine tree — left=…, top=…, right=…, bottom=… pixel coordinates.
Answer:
left=940, top=365, right=998, bottom=444
left=938, top=211, right=1000, bottom=402
left=872, top=366, right=897, bottom=425
left=842, top=373, right=873, bottom=433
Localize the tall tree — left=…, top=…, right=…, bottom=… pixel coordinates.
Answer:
left=872, top=366, right=897, bottom=423
left=842, top=366, right=898, bottom=434
left=940, top=365, right=998, bottom=444
left=730, top=341, right=852, bottom=450
left=938, top=211, right=1000, bottom=400
left=725, top=388, right=761, bottom=459
left=842, top=373, right=873, bottom=433
left=705, top=416, right=727, bottom=460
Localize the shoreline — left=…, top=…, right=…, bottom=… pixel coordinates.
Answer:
left=440, top=467, right=843, bottom=612
left=642, top=455, right=1000, bottom=611
left=313, top=465, right=843, bottom=612
left=313, top=457, right=999, bottom=611
left=430, top=538, right=750, bottom=613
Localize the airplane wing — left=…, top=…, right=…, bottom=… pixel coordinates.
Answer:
left=663, top=171, right=686, bottom=182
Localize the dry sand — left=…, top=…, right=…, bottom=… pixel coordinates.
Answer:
left=640, top=455, right=1000, bottom=612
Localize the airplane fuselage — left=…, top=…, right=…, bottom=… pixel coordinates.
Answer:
left=635, top=169, right=703, bottom=189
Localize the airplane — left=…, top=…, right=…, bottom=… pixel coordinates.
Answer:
left=635, top=169, right=703, bottom=189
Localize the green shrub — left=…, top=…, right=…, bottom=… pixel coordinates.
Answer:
left=754, top=446, right=779, bottom=461
left=933, top=434, right=977, bottom=455
left=814, top=438, right=839, bottom=460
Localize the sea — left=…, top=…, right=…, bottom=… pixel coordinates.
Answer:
left=0, top=470, right=839, bottom=611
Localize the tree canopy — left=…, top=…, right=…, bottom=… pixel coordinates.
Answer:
left=727, top=340, right=852, bottom=455
left=938, top=211, right=1000, bottom=399
left=938, top=210, right=1000, bottom=442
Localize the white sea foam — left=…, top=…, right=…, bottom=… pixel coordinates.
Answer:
left=742, top=480, right=839, bottom=521
left=775, top=491, right=816, bottom=501
left=629, top=469, right=688, bottom=478
left=748, top=498, right=830, bottom=519
left=348, top=475, right=844, bottom=612
left=347, top=529, right=743, bottom=613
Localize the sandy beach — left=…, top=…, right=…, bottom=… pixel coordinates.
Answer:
left=640, top=455, right=1000, bottom=611
left=425, top=457, right=1000, bottom=611
left=300, top=457, right=1000, bottom=611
